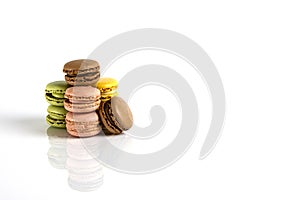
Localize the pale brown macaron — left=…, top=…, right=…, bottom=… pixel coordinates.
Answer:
left=63, top=59, right=100, bottom=86
left=65, top=112, right=102, bottom=137
left=99, top=96, right=133, bottom=135
left=64, top=86, right=101, bottom=113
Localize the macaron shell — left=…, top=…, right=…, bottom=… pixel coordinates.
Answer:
left=67, top=128, right=101, bottom=138
left=111, top=96, right=133, bottom=130
left=46, top=115, right=66, bottom=128
left=45, top=81, right=69, bottom=94
left=96, top=77, right=118, bottom=92
left=65, top=86, right=101, bottom=102
left=47, top=105, right=68, bottom=120
left=63, top=59, right=100, bottom=75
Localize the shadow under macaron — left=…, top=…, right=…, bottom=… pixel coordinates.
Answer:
left=0, top=115, right=48, bottom=138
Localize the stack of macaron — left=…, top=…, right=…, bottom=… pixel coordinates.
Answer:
left=45, top=81, right=68, bottom=128
left=45, top=59, right=133, bottom=138
left=63, top=59, right=102, bottom=137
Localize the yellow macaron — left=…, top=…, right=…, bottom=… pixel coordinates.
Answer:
left=96, top=77, right=118, bottom=101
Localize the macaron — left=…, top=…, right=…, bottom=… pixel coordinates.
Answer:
left=99, top=96, right=133, bottom=135
left=64, top=86, right=101, bottom=113
left=46, top=105, right=68, bottom=128
left=96, top=77, right=118, bottom=101
left=65, top=112, right=102, bottom=137
left=63, top=59, right=100, bottom=86
left=45, top=81, right=69, bottom=106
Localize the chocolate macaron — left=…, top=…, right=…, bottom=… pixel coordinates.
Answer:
left=99, top=96, right=133, bottom=135
left=65, top=112, right=102, bottom=137
left=64, top=86, right=101, bottom=113
left=63, top=59, right=100, bottom=86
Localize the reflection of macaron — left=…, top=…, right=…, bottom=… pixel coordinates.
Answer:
left=63, top=59, right=100, bottom=86
left=64, top=86, right=100, bottom=113
left=66, top=112, right=102, bottom=137
left=46, top=105, right=68, bottom=128
left=47, top=127, right=69, bottom=146
left=48, top=146, right=68, bottom=169
left=99, top=96, right=133, bottom=135
left=45, top=81, right=68, bottom=106
left=96, top=77, right=118, bottom=101
left=47, top=127, right=68, bottom=169
left=66, top=155, right=103, bottom=174
left=67, top=158, right=103, bottom=192
left=67, top=136, right=102, bottom=160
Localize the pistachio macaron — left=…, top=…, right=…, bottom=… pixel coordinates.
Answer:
left=96, top=77, right=118, bottom=101
left=46, top=105, right=68, bottom=128
left=45, top=81, right=69, bottom=106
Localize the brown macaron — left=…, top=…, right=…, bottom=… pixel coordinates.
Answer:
left=63, top=59, right=100, bottom=86
left=99, top=96, right=133, bottom=135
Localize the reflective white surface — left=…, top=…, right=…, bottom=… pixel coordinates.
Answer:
left=1, top=0, right=300, bottom=199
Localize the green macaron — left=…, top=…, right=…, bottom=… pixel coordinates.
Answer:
left=46, top=105, right=68, bottom=128
left=45, top=81, right=69, bottom=106
left=47, top=105, right=68, bottom=119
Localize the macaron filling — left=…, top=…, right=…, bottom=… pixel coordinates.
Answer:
left=48, top=113, right=66, bottom=120
left=65, top=72, right=100, bottom=81
left=46, top=115, right=66, bottom=127
left=103, top=102, right=122, bottom=133
left=64, top=66, right=99, bottom=75
left=64, top=99, right=100, bottom=113
left=52, top=93, right=65, bottom=98
left=46, top=94, right=65, bottom=106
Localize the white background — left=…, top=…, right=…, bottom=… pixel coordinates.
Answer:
left=0, top=0, right=300, bottom=199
